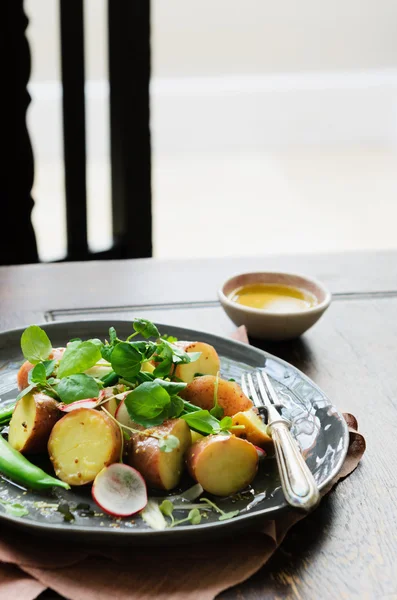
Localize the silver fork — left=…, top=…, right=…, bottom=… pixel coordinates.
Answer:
left=241, top=368, right=320, bottom=511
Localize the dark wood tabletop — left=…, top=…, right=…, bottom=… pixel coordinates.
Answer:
left=1, top=249, right=396, bottom=599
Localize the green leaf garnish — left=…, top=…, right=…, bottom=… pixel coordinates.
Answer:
left=159, top=499, right=174, bottom=519
left=181, top=410, right=222, bottom=435
left=124, top=381, right=170, bottom=427
left=110, top=342, right=142, bottom=379
left=161, top=334, right=178, bottom=343
left=168, top=395, right=184, bottom=418
left=29, top=362, right=47, bottom=384
left=132, top=318, right=160, bottom=339
left=57, top=502, right=75, bottom=522
left=152, top=343, right=173, bottom=378
left=0, top=499, right=29, bottom=518
left=55, top=373, right=101, bottom=404
left=162, top=340, right=201, bottom=365
left=154, top=379, right=187, bottom=396
left=58, top=341, right=101, bottom=378
left=21, top=325, right=52, bottom=365
left=200, top=497, right=239, bottom=521
left=15, top=383, right=36, bottom=401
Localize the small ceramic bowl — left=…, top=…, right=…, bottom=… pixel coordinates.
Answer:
left=218, top=271, right=332, bottom=341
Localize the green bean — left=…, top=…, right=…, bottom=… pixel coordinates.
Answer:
left=0, top=404, right=16, bottom=427
left=0, top=434, right=70, bottom=491
left=100, top=370, right=119, bottom=387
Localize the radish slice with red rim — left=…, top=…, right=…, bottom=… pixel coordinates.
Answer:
left=254, top=446, right=266, bottom=459
left=58, top=399, right=98, bottom=412
left=92, top=464, right=148, bottom=517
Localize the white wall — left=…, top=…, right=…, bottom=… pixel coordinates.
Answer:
left=26, top=0, right=397, bottom=82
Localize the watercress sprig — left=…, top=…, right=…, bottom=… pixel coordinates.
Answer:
left=200, top=497, right=240, bottom=521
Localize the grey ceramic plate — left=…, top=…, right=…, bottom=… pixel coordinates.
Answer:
left=0, top=320, right=349, bottom=545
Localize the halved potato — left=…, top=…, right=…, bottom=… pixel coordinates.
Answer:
left=180, top=375, right=253, bottom=417
left=129, top=419, right=192, bottom=490
left=173, top=342, right=220, bottom=383
left=186, top=434, right=258, bottom=496
left=48, top=408, right=122, bottom=486
left=17, top=347, right=65, bottom=391
left=8, top=392, right=60, bottom=454
left=232, top=409, right=273, bottom=450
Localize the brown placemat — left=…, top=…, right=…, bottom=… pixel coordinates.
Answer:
left=0, top=325, right=366, bottom=600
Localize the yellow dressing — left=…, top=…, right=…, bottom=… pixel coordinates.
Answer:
left=229, top=283, right=318, bottom=314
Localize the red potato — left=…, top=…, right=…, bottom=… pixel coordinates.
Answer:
left=48, top=408, right=122, bottom=486
left=8, top=392, right=60, bottom=454
left=129, top=419, right=192, bottom=490
left=180, top=375, right=253, bottom=417
left=172, top=342, right=221, bottom=383
left=186, top=434, right=258, bottom=496
left=231, top=409, right=273, bottom=450
left=17, top=347, right=65, bottom=391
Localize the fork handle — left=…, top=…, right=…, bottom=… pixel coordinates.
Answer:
left=269, top=420, right=320, bottom=511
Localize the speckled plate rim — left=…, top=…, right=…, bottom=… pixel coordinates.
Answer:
left=0, top=320, right=350, bottom=541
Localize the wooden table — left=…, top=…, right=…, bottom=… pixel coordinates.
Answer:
left=1, top=250, right=396, bottom=599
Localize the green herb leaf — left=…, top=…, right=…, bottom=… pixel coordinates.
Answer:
left=0, top=499, right=29, bottom=518
left=159, top=499, right=174, bottom=517
left=101, top=343, right=114, bottom=362
left=161, top=334, right=178, bottom=343
left=181, top=410, right=221, bottom=435
left=124, top=381, right=170, bottom=427
left=87, top=338, right=103, bottom=348
left=199, top=497, right=239, bottom=520
left=218, top=510, right=240, bottom=521
left=110, top=342, right=143, bottom=379
left=57, top=502, right=75, bottom=522
left=109, top=327, right=118, bottom=344
left=58, top=341, right=101, bottom=378
left=154, top=379, right=187, bottom=396
left=152, top=343, right=173, bottom=378
left=29, top=362, right=47, bottom=384
left=188, top=508, right=201, bottom=525
left=16, top=383, right=36, bottom=401
left=168, top=395, right=184, bottom=418
left=133, top=318, right=160, bottom=339
left=21, top=325, right=52, bottom=365
left=43, top=359, right=57, bottom=378
left=158, top=434, right=180, bottom=453
left=55, top=373, right=101, bottom=404
left=219, top=416, right=233, bottom=430
left=162, top=340, right=201, bottom=365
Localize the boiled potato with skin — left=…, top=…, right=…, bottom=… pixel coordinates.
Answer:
left=232, top=409, right=273, bottom=450
left=17, top=347, right=65, bottom=391
left=186, top=434, right=258, bottom=496
left=8, top=392, right=60, bottom=454
left=48, top=408, right=121, bottom=486
left=129, top=419, right=191, bottom=490
left=180, top=375, right=253, bottom=417
left=173, top=342, right=220, bottom=383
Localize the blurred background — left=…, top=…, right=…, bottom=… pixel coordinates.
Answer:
left=26, top=0, right=397, bottom=262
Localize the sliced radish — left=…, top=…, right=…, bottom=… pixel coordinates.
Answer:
left=115, top=397, right=145, bottom=430
left=92, top=464, right=148, bottom=517
left=254, top=446, right=266, bottom=460
left=58, top=398, right=98, bottom=412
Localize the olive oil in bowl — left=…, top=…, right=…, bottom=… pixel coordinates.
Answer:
left=229, top=283, right=318, bottom=314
